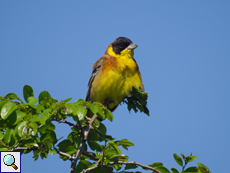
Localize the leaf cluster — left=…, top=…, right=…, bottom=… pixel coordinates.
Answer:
left=0, top=85, right=210, bottom=173
left=124, top=86, right=150, bottom=116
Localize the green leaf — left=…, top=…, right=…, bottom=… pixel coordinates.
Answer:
left=0, top=101, right=8, bottom=110
left=29, top=122, right=38, bottom=135
left=58, top=139, right=72, bottom=149
left=73, top=105, right=87, bottom=119
left=112, top=163, right=123, bottom=171
left=17, top=121, right=27, bottom=137
left=156, top=166, right=170, bottom=173
left=36, top=104, right=45, bottom=114
left=39, top=109, right=50, bottom=125
left=96, top=152, right=103, bottom=160
left=105, top=109, right=113, bottom=122
left=124, top=164, right=138, bottom=170
left=88, top=103, right=99, bottom=114
left=187, top=155, right=197, bottom=162
left=62, top=98, right=72, bottom=103
left=185, top=167, right=198, bottom=172
left=4, top=93, right=18, bottom=100
left=3, top=128, right=14, bottom=144
left=97, top=123, right=107, bottom=136
left=197, top=163, right=210, bottom=173
left=0, top=131, right=4, bottom=140
left=117, top=139, right=134, bottom=150
left=149, top=162, right=163, bottom=168
left=67, top=132, right=81, bottom=149
left=173, top=153, right=183, bottom=166
left=108, top=142, right=122, bottom=155
left=105, top=149, right=118, bottom=160
left=171, top=168, right=179, bottom=173
left=40, top=133, right=52, bottom=141
left=39, top=91, right=56, bottom=104
left=88, top=140, right=102, bottom=151
left=38, top=123, right=55, bottom=133
left=27, top=96, right=38, bottom=105
left=75, top=160, right=92, bottom=173
left=61, top=146, right=75, bottom=155
left=0, top=147, right=9, bottom=151
left=124, top=86, right=149, bottom=116
left=14, top=111, right=27, bottom=125
left=6, top=111, right=17, bottom=125
left=23, top=85, right=34, bottom=102
left=97, top=107, right=105, bottom=120
left=1, top=102, right=18, bottom=120
left=49, top=149, right=57, bottom=155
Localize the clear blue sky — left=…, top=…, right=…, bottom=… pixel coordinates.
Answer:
left=1, top=1, right=229, bottom=172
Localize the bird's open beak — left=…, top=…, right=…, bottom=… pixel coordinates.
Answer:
left=126, top=43, right=138, bottom=50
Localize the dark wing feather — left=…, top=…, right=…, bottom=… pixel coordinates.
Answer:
left=85, top=56, right=107, bottom=101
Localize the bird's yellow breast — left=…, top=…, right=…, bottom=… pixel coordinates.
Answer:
left=90, top=45, right=143, bottom=109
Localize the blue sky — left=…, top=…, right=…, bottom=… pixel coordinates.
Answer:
left=1, top=1, right=230, bottom=172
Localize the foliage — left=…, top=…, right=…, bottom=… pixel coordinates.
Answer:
left=0, top=85, right=210, bottom=173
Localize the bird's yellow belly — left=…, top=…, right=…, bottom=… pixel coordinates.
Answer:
left=90, top=67, right=142, bottom=107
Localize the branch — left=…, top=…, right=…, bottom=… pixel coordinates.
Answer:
left=57, top=151, right=73, bottom=160
left=81, top=164, right=112, bottom=173
left=0, top=98, right=33, bottom=116
left=53, top=118, right=80, bottom=129
left=11, top=147, right=39, bottom=151
left=70, top=114, right=98, bottom=173
left=9, top=140, right=24, bottom=151
left=109, top=161, right=161, bottom=173
left=82, top=151, right=99, bottom=161
left=80, top=165, right=100, bottom=173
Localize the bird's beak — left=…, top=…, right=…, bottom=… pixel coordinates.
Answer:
left=126, top=43, right=138, bottom=50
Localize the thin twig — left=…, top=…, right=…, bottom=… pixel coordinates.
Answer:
left=81, top=164, right=112, bottom=173
left=80, top=165, right=100, bottom=173
left=57, top=151, right=73, bottom=160
left=53, top=118, right=80, bottom=129
left=82, top=151, right=99, bottom=161
left=9, top=140, right=24, bottom=151
left=81, top=161, right=160, bottom=173
left=70, top=114, right=98, bottom=173
left=0, top=98, right=33, bottom=116
left=109, top=161, right=161, bottom=173
left=11, top=147, right=39, bottom=151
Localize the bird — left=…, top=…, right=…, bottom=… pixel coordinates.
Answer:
left=85, top=37, right=144, bottom=119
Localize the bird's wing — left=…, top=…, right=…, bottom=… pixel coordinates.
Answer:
left=85, top=55, right=108, bottom=101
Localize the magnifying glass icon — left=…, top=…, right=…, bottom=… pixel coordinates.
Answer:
left=3, top=154, right=18, bottom=170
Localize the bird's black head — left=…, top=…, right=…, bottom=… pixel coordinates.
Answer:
left=111, top=37, right=133, bottom=55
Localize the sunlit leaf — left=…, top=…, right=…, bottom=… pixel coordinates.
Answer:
left=74, top=105, right=87, bottom=119
left=17, top=121, right=27, bottom=137
left=62, top=98, right=72, bottom=103
left=187, top=155, right=197, bottom=162
left=89, top=103, right=98, bottom=114
left=173, top=153, right=183, bottom=166
left=27, top=96, right=38, bottom=105
left=49, top=149, right=57, bottom=155
left=1, top=102, right=18, bottom=120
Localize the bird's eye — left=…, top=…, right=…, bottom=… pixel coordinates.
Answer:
left=119, top=44, right=124, bottom=48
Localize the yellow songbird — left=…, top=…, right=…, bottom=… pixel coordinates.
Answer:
left=86, top=37, right=144, bottom=117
